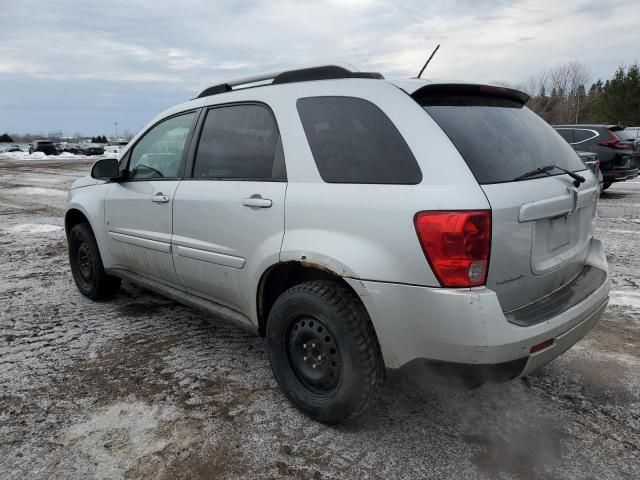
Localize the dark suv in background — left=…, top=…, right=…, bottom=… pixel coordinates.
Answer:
left=554, top=124, right=639, bottom=190
left=29, top=140, right=59, bottom=156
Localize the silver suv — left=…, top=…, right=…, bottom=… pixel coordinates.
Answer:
left=66, top=65, right=610, bottom=424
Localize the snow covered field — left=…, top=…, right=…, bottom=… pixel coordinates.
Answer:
left=0, top=156, right=639, bottom=479
left=0, top=149, right=123, bottom=162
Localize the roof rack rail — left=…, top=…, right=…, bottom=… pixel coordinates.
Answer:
left=196, top=64, right=384, bottom=99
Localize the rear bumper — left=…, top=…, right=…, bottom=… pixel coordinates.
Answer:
left=603, top=167, right=638, bottom=182
left=347, top=238, right=609, bottom=372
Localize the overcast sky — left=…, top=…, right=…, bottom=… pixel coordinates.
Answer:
left=1, top=0, right=638, bottom=136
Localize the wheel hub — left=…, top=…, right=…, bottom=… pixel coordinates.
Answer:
left=288, top=316, right=341, bottom=393
left=77, top=242, right=93, bottom=280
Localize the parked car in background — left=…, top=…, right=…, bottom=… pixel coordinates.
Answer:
left=58, top=143, right=82, bottom=154
left=617, top=127, right=640, bottom=150
left=66, top=65, right=610, bottom=424
left=577, top=151, right=604, bottom=192
left=1, top=144, right=23, bottom=153
left=29, top=140, right=59, bottom=155
left=554, top=124, right=639, bottom=190
left=77, top=144, right=105, bottom=156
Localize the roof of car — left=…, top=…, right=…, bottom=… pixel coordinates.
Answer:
left=193, top=63, right=529, bottom=103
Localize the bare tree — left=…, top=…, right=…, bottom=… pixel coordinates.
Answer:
left=548, top=62, right=590, bottom=123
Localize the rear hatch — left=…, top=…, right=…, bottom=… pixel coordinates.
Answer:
left=413, top=84, right=599, bottom=311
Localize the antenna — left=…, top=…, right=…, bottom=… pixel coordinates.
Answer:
left=417, top=44, right=440, bottom=79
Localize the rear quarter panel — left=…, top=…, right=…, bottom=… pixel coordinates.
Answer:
left=271, top=80, right=490, bottom=285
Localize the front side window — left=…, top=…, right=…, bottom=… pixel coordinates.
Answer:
left=296, top=96, right=422, bottom=184
left=193, top=104, right=283, bottom=180
left=128, top=112, right=196, bottom=180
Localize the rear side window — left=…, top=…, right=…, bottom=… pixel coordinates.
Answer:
left=193, top=104, right=284, bottom=180
left=297, top=96, right=422, bottom=184
left=556, top=128, right=573, bottom=143
left=573, top=129, right=597, bottom=143
left=422, top=96, right=586, bottom=184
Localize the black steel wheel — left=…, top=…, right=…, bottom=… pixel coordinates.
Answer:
left=68, top=223, right=121, bottom=300
left=287, top=315, right=342, bottom=395
left=266, top=280, right=384, bottom=424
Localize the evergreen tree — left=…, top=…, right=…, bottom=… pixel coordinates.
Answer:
left=600, top=64, right=640, bottom=124
left=0, top=133, right=14, bottom=143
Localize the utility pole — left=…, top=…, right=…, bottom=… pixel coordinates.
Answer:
left=114, top=122, right=118, bottom=140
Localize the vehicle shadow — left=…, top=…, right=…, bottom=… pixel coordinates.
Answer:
left=600, top=190, right=629, bottom=199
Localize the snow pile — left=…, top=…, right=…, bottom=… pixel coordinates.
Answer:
left=103, top=145, right=124, bottom=156
left=609, top=290, right=640, bottom=310
left=0, top=150, right=120, bottom=161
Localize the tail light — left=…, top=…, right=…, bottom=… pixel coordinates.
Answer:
left=599, top=130, right=633, bottom=150
left=414, top=210, right=491, bottom=287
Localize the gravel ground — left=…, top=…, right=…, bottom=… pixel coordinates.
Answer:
left=0, top=156, right=638, bottom=479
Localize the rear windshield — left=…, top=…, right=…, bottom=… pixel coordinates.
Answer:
left=618, top=129, right=639, bottom=141
left=421, top=96, right=586, bottom=184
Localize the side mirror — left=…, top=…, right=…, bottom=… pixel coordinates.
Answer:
left=91, top=158, right=121, bottom=180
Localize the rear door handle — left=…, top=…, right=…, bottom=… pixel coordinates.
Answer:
left=151, top=193, right=170, bottom=204
left=243, top=196, right=272, bottom=208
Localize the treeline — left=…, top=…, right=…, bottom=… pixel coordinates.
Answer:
left=91, top=135, right=108, bottom=143
left=0, top=133, right=14, bottom=142
left=506, top=62, right=640, bottom=126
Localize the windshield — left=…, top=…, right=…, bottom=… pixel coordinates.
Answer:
left=422, top=96, right=586, bottom=184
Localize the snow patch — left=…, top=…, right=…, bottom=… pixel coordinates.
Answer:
left=62, top=401, right=179, bottom=479
left=7, top=223, right=62, bottom=234
left=609, top=290, right=640, bottom=310
left=8, top=187, right=67, bottom=196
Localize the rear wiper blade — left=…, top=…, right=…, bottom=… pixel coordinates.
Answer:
left=514, top=164, right=585, bottom=186
left=513, top=165, right=554, bottom=181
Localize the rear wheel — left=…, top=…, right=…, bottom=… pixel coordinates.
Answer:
left=68, top=223, right=121, bottom=300
left=602, top=182, right=612, bottom=191
left=266, top=280, right=384, bottom=424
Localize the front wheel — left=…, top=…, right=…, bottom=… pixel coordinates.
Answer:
left=68, top=223, right=121, bottom=300
left=266, top=280, right=384, bottom=424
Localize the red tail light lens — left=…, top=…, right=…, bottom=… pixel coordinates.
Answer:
left=598, top=130, right=633, bottom=150
left=530, top=338, right=554, bottom=353
left=414, top=210, right=491, bottom=287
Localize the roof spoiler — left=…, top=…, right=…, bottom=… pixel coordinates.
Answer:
left=411, top=83, right=530, bottom=105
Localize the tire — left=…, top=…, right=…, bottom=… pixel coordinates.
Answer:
left=68, top=223, right=121, bottom=300
left=266, top=280, right=384, bottom=424
left=602, top=182, right=612, bottom=191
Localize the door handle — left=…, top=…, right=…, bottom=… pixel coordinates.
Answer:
left=151, top=193, right=170, bottom=204
left=243, top=196, right=272, bottom=208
